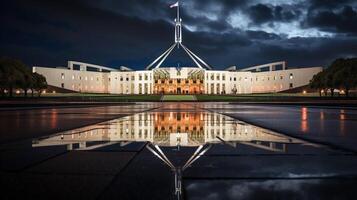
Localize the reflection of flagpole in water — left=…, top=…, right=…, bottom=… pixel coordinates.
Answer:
left=146, top=142, right=212, bottom=200
left=146, top=144, right=175, bottom=169
left=182, top=144, right=212, bottom=171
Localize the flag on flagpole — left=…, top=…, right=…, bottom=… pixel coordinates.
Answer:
left=170, top=2, right=179, bottom=8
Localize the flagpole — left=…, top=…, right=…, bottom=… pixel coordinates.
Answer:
left=177, top=1, right=179, bottom=21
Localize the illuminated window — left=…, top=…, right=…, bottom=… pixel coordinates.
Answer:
left=289, top=73, right=293, bottom=79
left=61, top=73, right=65, bottom=79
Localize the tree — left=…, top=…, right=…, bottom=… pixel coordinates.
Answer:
left=0, top=57, right=24, bottom=97
left=32, top=73, right=47, bottom=97
left=310, top=71, right=325, bottom=96
left=331, top=58, right=357, bottom=97
left=15, top=62, right=33, bottom=97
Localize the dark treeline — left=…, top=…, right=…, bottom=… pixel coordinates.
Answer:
left=310, top=58, right=357, bottom=97
left=0, top=57, right=47, bottom=97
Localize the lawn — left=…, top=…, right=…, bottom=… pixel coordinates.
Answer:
left=40, top=93, right=162, bottom=102
left=162, top=95, right=196, bottom=101
left=195, top=93, right=326, bottom=102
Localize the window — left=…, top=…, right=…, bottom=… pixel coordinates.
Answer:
left=61, top=73, right=65, bottom=79
left=72, top=75, right=75, bottom=80
left=274, top=64, right=283, bottom=71
left=216, top=75, right=220, bottom=80
left=61, top=83, right=64, bottom=88
left=289, top=73, right=293, bottom=79
left=139, top=75, right=142, bottom=81
left=280, top=75, right=283, bottom=80
left=73, top=64, right=80, bottom=70
left=234, top=77, right=236, bottom=81
left=289, top=83, right=293, bottom=88
left=131, top=76, right=135, bottom=81
left=145, top=75, right=148, bottom=80
left=85, top=76, right=88, bottom=81
left=222, top=75, right=225, bottom=81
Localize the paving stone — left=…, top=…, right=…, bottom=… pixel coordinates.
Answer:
left=27, top=151, right=136, bottom=175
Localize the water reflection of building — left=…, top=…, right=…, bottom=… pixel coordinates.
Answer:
left=33, top=112, right=298, bottom=150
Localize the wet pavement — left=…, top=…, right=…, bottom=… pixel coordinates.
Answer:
left=202, top=104, right=357, bottom=151
left=1, top=103, right=357, bottom=200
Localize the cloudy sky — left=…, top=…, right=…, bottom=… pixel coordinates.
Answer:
left=1, top=0, right=357, bottom=70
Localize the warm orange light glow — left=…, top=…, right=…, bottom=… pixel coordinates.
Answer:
left=52, top=90, right=56, bottom=93
left=340, top=110, right=346, bottom=120
left=16, top=90, right=20, bottom=94
left=303, top=90, right=307, bottom=94
left=154, top=78, right=204, bottom=94
left=154, top=112, right=203, bottom=135
left=301, top=107, right=308, bottom=132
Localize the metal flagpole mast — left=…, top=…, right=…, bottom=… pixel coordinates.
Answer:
left=145, top=1, right=212, bottom=70
left=177, top=1, right=180, bottom=48
left=177, top=1, right=179, bottom=22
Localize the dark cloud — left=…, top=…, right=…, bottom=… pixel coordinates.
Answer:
left=304, top=6, right=357, bottom=34
left=247, top=4, right=301, bottom=24
left=248, top=4, right=274, bottom=24
left=0, top=0, right=356, bottom=70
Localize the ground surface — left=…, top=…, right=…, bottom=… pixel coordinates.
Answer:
left=162, top=95, right=196, bottom=101
left=1, top=103, right=357, bottom=200
left=2, top=93, right=357, bottom=104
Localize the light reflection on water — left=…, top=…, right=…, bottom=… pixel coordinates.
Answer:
left=301, top=107, right=308, bottom=133
left=33, top=111, right=306, bottom=151
left=31, top=110, right=332, bottom=200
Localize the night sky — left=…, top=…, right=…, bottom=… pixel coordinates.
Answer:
left=1, top=0, right=357, bottom=70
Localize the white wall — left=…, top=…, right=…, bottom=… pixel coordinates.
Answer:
left=251, top=67, right=322, bottom=93
left=33, top=67, right=109, bottom=93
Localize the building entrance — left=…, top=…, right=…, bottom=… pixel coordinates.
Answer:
left=154, top=79, right=204, bottom=94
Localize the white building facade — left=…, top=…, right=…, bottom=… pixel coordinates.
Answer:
left=33, top=60, right=322, bottom=94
